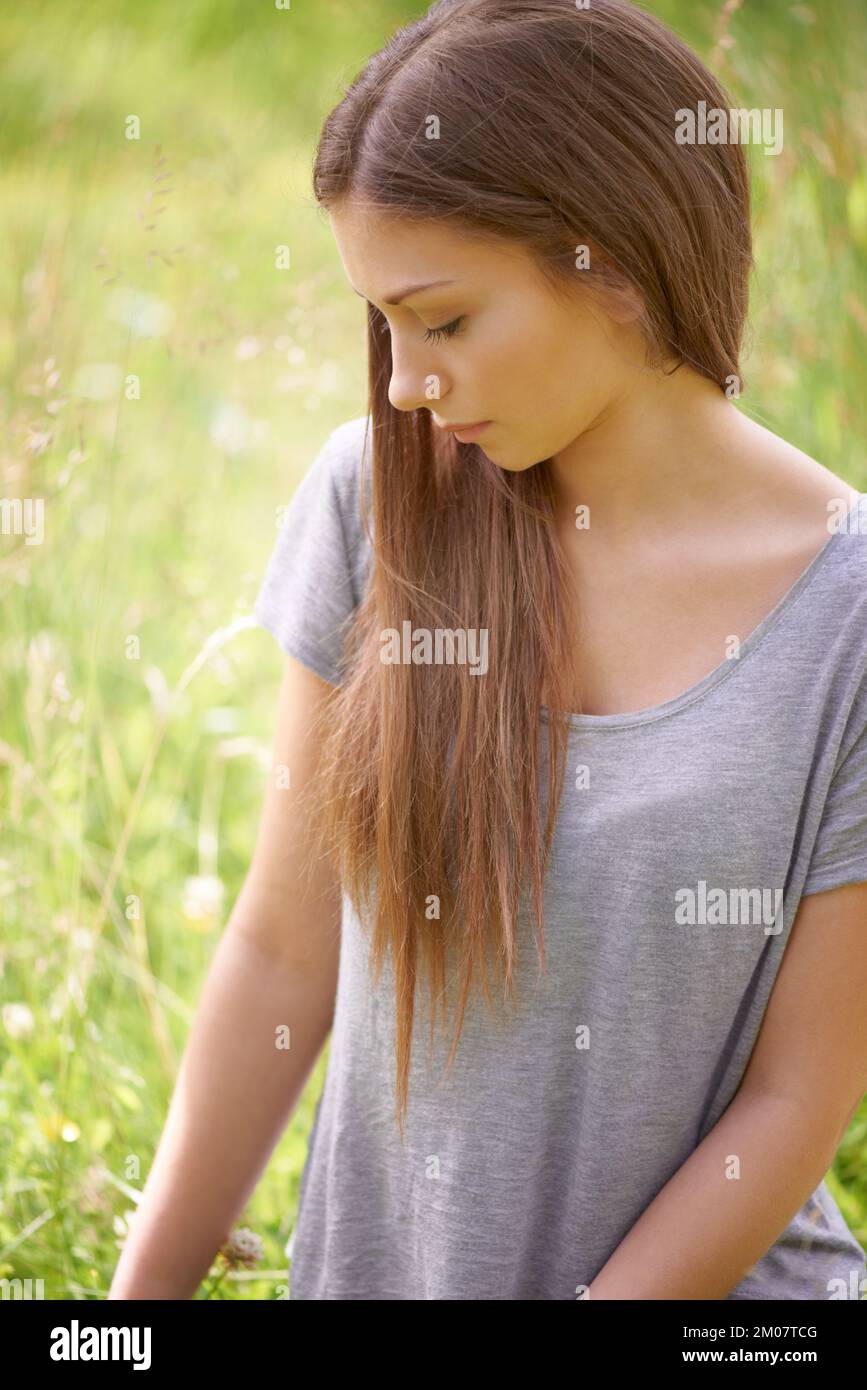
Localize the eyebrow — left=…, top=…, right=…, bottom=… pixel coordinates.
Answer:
left=350, top=278, right=459, bottom=306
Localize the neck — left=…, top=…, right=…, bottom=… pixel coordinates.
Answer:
left=548, top=365, right=758, bottom=543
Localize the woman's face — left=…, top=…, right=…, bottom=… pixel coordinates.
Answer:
left=328, top=201, right=648, bottom=472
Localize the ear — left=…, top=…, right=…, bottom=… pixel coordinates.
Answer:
left=602, top=282, right=646, bottom=325
left=572, top=240, right=647, bottom=326
left=582, top=243, right=646, bottom=324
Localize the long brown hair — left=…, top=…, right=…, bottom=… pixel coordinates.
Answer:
left=304, top=0, right=753, bottom=1138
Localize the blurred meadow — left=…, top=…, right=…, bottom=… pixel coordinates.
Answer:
left=1, top=0, right=866, bottom=1300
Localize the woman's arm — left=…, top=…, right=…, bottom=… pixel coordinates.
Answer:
left=588, top=880, right=867, bottom=1300
left=108, top=656, right=343, bottom=1299
left=586, top=1088, right=847, bottom=1300
left=107, top=917, right=338, bottom=1299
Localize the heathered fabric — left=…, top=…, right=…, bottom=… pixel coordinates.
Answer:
left=253, top=415, right=867, bottom=1301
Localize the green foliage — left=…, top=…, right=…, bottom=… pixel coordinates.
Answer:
left=1, top=0, right=865, bottom=1301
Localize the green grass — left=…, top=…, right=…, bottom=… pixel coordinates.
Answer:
left=1, top=0, right=865, bottom=1300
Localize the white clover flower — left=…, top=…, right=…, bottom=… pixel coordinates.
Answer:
left=219, top=1227, right=264, bottom=1270
left=3, top=1002, right=35, bottom=1039
left=182, top=874, right=225, bottom=921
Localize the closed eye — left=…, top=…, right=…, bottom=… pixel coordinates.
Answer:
left=369, top=307, right=465, bottom=343
left=423, top=317, right=465, bottom=343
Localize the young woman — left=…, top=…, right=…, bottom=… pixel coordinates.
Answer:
left=110, top=0, right=867, bottom=1301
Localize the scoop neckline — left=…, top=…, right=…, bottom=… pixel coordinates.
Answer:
left=540, top=490, right=867, bottom=732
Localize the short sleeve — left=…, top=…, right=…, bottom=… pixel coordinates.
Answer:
left=802, top=694, right=867, bottom=896
left=253, top=425, right=361, bottom=688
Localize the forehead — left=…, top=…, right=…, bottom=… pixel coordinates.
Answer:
left=328, top=201, right=535, bottom=301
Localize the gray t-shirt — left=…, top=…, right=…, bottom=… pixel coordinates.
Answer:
left=253, top=414, right=867, bottom=1301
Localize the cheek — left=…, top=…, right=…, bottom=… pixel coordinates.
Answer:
left=476, top=310, right=557, bottom=397
left=493, top=297, right=588, bottom=377
left=538, top=309, right=614, bottom=412
left=473, top=299, right=609, bottom=436
left=499, top=319, right=589, bottom=416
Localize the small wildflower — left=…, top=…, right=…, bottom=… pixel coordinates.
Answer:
left=3, top=1002, right=35, bottom=1039
left=182, top=874, right=224, bottom=923
left=217, top=1227, right=264, bottom=1271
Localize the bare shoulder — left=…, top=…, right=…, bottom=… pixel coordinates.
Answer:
left=732, top=412, right=861, bottom=548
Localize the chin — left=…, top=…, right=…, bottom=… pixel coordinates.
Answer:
left=488, top=451, right=548, bottom=473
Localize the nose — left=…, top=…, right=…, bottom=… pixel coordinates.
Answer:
left=387, top=335, right=448, bottom=414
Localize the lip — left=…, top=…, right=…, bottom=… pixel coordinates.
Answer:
left=435, top=419, right=492, bottom=441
